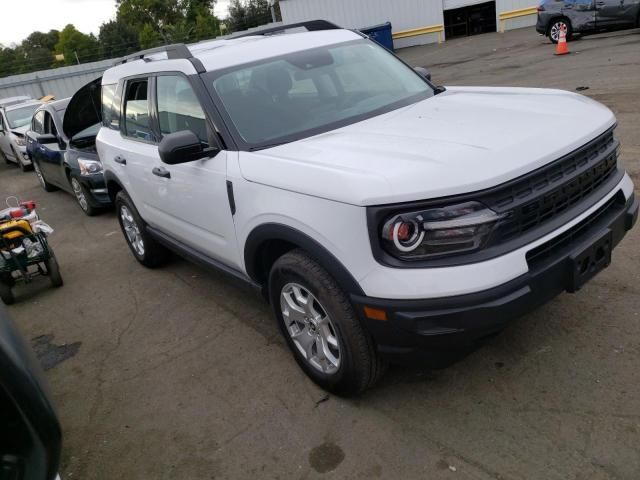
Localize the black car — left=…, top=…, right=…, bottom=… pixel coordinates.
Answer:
left=0, top=303, right=62, bottom=480
left=536, top=0, right=640, bottom=43
left=26, top=87, right=111, bottom=216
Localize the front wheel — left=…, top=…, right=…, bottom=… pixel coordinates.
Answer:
left=115, top=191, right=169, bottom=268
left=14, top=148, right=30, bottom=172
left=70, top=176, right=98, bottom=216
left=269, top=249, right=386, bottom=395
left=548, top=18, right=572, bottom=44
left=34, top=161, right=57, bottom=192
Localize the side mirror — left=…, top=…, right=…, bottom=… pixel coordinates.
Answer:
left=34, top=133, right=58, bottom=145
left=158, top=130, right=219, bottom=165
left=414, top=66, right=432, bottom=81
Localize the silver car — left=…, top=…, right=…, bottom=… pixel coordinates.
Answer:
left=0, top=100, right=42, bottom=171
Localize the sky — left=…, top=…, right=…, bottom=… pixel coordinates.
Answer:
left=0, top=0, right=231, bottom=46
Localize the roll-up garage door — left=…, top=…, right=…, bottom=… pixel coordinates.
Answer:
left=443, top=0, right=489, bottom=10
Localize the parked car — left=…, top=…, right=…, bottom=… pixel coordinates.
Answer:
left=0, top=99, right=42, bottom=171
left=66, top=21, right=637, bottom=394
left=0, top=303, right=62, bottom=480
left=26, top=96, right=111, bottom=216
left=537, top=0, right=640, bottom=43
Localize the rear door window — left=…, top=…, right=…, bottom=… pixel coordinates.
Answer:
left=123, top=79, right=154, bottom=141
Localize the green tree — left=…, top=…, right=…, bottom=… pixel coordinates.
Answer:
left=99, top=20, right=140, bottom=58
left=55, top=24, right=100, bottom=65
left=139, top=24, right=163, bottom=49
left=116, top=0, right=183, bottom=44
left=194, top=10, right=221, bottom=40
left=226, top=0, right=274, bottom=33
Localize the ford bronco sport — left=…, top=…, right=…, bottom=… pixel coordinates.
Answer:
left=72, top=21, right=637, bottom=394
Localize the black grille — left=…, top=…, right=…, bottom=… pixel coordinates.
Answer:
left=484, top=128, right=619, bottom=243
left=526, top=191, right=626, bottom=268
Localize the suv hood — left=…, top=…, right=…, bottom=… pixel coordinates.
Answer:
left=63, top=77, right=101, bottom=140
left=238, top=87, right=616, bottom=206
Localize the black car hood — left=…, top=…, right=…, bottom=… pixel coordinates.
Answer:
left=63, top=76, right=102, bottom=140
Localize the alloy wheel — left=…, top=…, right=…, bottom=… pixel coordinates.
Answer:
left=120, top=205, right=145, bottom=256
left=550, top=21, right=566, bottom=42
left=280, top=283, right=341, bottom=374
left=34, top=163, right=46, bottom=188
left=71, top=178, right=88, bottom=211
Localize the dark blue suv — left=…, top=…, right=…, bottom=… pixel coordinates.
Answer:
left=536, top=0, right=640, bottom=43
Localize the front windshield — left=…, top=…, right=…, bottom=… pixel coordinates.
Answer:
left=209, top=40, right=433, bottom=148
left=6, top=104, right=40, bottom=129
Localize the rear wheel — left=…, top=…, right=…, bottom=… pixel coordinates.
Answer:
left=34, top=161, right=57, bottom=192
left=0, top=281, right=14, bottom=305
left=44, top=255, right=63, bottom=287
left=115, top=191, right=169, bottom=268
left=269, top=249, right=386, bottom=395
left=548, top=18, right=572, bottom=44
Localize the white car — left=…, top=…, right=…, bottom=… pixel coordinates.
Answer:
left=79, top=21, right=636, bottom=394
left=0, top=98, right=42, bottom=171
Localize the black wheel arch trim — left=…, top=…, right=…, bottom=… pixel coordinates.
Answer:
left=244, top=223, right=365, bottom=296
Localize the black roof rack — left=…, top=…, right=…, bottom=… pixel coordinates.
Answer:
left=120, top=44, right=192, bottom=64
left=117, top=43, right=206, bottom=73
left=231, top=20, right=341, bottom=39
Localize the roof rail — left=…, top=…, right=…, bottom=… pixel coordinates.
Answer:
left=120, top=43, right=192, bottom=64
left=231, top=20, right=341, bottom=39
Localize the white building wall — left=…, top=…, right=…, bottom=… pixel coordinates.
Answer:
left=279, top=0, right=445, bottom=47
left=279, top=0, right=538, bottom=47
left=496, top=0, right=538, bottom=30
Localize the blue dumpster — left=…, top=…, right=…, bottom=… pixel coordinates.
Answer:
left=360, top=22, right=394, bottom=52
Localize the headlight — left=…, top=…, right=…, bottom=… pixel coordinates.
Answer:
left=12, top=135, right=26, bottom=147
left=78, top=158, right=103, bottom=176
left=380, top=201, right=507, bottom=260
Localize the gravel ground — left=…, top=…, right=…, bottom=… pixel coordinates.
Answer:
left=1, top=26, right=639, bottom=480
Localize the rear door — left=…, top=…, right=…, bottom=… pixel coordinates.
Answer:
left=596, top=0, right=637, bottom=27
left=563, top=0, right=596, bottom=31
left=114, top=76, right=162, bottom=222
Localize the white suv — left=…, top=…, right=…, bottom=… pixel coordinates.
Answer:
left=87, top=21, right=637, bottom=394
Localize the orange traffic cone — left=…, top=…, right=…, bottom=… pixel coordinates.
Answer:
left=555, top=26, right=569, bottom=55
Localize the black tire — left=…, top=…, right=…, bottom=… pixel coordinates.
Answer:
left=44, top=255, right=63, bottom=287
left=548, top=18, right=572, bottom=44
left=33, top=160, right=57, bottom=192
left=14, top=148, right=31, bottom=172
left=115, top=191, right=169, bottom=268
left=0, top=281, right=14, bottom=305
left=0, top=148, right=10, bottom=165
left=269, top=249, right=386, bottom=396
left=69, top=175, right=99, bottom=216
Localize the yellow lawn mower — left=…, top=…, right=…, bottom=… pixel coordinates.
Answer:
left=0, top=198, right=62, bottom=305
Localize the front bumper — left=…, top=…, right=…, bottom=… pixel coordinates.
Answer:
left=76, top=173, right=112, bottom=207
left=352, top=193, right=638, bottom=365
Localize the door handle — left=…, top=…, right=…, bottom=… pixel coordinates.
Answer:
left=152, top=166, right=171, bottom=179
left=114, top=155, right=127, bottom=165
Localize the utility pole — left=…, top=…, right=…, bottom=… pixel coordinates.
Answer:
left=270, top=2, right=277, bottom=23
left=74, top=51, right=80, bottom=65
